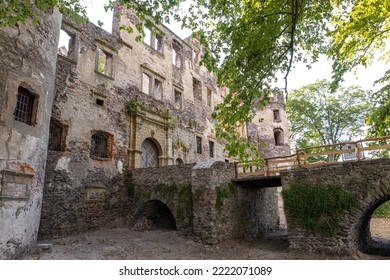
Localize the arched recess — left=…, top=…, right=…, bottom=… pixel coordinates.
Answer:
left=274, top=128, right=284, bottom=146
left=358, top=196, right=390, bottom=256
left=140, top=138, right=162, bottom=168
left=134, top=200, right=177, bottom=230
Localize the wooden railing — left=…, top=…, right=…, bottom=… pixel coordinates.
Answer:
left=235, top=136, right=390, bottom=179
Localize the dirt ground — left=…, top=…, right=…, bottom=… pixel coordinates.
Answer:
left=24, top=218, right=390, bottom=260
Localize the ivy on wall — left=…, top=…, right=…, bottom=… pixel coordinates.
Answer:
left=283, top=184, right=358, bottom=236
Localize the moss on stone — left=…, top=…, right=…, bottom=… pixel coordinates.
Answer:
left=283, top=184, right=358, bottom=237
left=215, top=184, right=236, bottom=212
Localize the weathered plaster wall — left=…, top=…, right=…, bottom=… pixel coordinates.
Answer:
left=281, top=158, right=390, bottom=256
left=0, top=10, right=61, bottom=259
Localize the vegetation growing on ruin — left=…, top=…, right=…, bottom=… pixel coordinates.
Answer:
left=373, top=201, right=390, bottom=218
left=215, top=183, right=237, bottom=212
left=176, top=184, right=193, bottom=225
left=283, top=184, right=358, bottom=236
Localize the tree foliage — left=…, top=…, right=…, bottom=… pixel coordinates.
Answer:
left=2, top=0, right=389, bottom=161
left=287, top=80, right=371, bottom=149
left=0, top=0, right=88, bottom=27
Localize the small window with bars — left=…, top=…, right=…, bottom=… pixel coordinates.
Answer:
left=14, top=86, right=37, bottom=126
left=91, top=131, right=111, bottom=159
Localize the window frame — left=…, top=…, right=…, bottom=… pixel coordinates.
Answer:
left=90, top=131, right=112, bottom=160
left=196, top=136, right=202, bottom=154
left=13, top=86, right=38, bottom=126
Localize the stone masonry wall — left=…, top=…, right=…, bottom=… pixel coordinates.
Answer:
left=130, top=161, right=280, bottom=244
left=0, top=9, right=61, bottom=259
left=281, top=158, right=390, bottom=255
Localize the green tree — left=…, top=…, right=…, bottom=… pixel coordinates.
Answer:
left=287, top=79, right=371, bottom=153
left=3, top=0, right=390, bottom=160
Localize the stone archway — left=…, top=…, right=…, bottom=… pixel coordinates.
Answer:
left=140, top=138, right=161, bottom=168
left=358, top=197, right=390, bottom=256
left=133, top=200, right=177, bottom=230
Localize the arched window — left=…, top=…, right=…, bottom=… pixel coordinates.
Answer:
left=274, top=129, right=284, bottom=146
left=91, top=131, right=111, bottom=159
left=141, top=139, right=159, bottom=168
left=176, top=158, right=184, bottom=165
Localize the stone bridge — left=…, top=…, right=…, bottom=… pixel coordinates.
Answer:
left=128, top=158, right=390, bottom=256
left=128, top=161, right=281, bottom=245
left=281, top=158, right=390, bottom=256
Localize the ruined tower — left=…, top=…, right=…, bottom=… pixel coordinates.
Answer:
left=0, top=10, right=61, bottom=259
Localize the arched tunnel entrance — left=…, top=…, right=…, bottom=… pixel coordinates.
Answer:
left=133, top=200, right=177, bottom=231
left=358, top=198, right=390, bottom=256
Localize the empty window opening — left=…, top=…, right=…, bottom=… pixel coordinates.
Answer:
left=141, top=139, right=159, bottom=168
left=196, top=136, right=202, bottom=154
left=274, top=129, right=284, bottom=146
left=134, top=200, right=176, bottom=230
left=48, top=119, right=67, bottom=151
left=143, top=27, right=152, bottom=46
left=176, top=158, right=184, bottom=165
left=155, top=34, right=163, bottom=53
left=96, top=48, right=113, bottom=77
left=58, top=29, right=76, bottom=60
left=209, top=141, right=214, bottom=158
left=142, top=73, right=151, bottom=94
left=153, top=79, right=163, bottom=100
left=207, top=88, right=212, bottom=106
left=91, top=131, right=111, bottom=159
left=193, top=78, right=202, bottom=101
left=273, top=110, right=281, bottom=122
left=14, top=86, right=37, bottom=126
left=96, top=98, right=105, bottom=107
left=172, top=41, right=182, bottom=68
left=174, top=90, right=182, bottom=109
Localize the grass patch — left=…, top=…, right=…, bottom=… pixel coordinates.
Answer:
left=373, top=201, right=390, bottom=218
left=283, top=184, right=358, bottom=236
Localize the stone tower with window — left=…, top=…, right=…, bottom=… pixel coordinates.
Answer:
left=249, top=90, right=291, bottom=159
left=0, top=9, right=61, bottom=259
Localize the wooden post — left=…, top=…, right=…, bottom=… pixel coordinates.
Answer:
left=355, top=142, right=361, bottom=161
left=296, top=150, right=301, bottom=167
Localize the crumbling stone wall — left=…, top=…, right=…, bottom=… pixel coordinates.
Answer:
left=0, top=9, right=61, bottom=259
left=281, top=158, right=390, bottom=256
left=130, top=161, right=280, bottom=244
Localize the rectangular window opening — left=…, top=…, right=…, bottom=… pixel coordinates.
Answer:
left=96, top=98, right=104, bottom=107
left=97, top=48, right=113, bottom=77
left=154, top=79, right=163, bottom=100
left=155, top=34, right=163, bottom=53
left=273, top=110, right=281, bottom=122
left=174, top=90, right=182, bottom=109
left=58, top=29, right=76, bottom=60
left=142, top=73, right=151, bottom=94
left=196, top=136, right=202, bottom=154
left=14, top=86, right=37, bottom=126
left=143, top=27, right=152, bottom=46
left=48, top=119, right=68, bottom=151
left=209, top=141, right=214, bottom=158
left=193, top=78, right=202, bottom=101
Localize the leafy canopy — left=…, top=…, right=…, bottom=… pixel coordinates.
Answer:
left=287, top=79, right=371, bottom=150
left=3, top=0, right=389, bottom=161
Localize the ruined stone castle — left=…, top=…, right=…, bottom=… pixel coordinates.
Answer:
left=0, top=6, right=290, bottom=259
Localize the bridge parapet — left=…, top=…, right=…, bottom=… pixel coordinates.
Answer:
left=236, top=136, right=390, bottom=179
